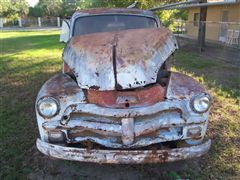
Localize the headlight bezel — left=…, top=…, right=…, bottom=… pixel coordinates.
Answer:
left=190, top=93, right=212, bottom=113
left=37, top=97, right=60, bottom=118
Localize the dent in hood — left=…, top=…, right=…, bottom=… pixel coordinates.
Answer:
left=63, top=27, right=178, bottom=90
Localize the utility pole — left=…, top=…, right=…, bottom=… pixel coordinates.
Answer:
left=198, top=0, right=207, bottom=52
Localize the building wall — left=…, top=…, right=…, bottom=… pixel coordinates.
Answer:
left=186, top=8, right=200, bottom=38
left=186, top=4, right=240, bottom=41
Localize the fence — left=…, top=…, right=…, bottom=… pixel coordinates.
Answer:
left=0, top=17, right=61, bottom=28
left=172, top=20, right=240, bottom=49
left=1, top=17, right=239, bottom=49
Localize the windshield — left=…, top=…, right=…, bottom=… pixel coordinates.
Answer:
left=73, top=15, right=157, bottom=36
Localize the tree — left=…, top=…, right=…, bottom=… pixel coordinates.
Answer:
left=28, top=5, right=44, bottom=17
left=0, top=1, right=11, bottom=17
left=75, top=0, right=159, bottom=9
left=36, top=0, right=62, bottom=17
left=60, top=0, right=78, bottom=17
left=0, top=0, right=29, bottom=18
left=72, top=0, right=187, bottom=21
left=27, top=0, right=187, bottom=21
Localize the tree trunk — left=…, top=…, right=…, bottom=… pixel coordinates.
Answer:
left=198, top=0, right=207, bottom=52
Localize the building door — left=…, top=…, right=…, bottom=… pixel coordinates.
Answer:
left=219, top=11, right=229, bottom=42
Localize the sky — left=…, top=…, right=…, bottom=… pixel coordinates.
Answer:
left=27, top=0, right=39, bottom=7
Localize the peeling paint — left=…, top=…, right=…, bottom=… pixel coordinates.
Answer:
left=63, top=27, right=178, bottom=90
left=36, top=138, right=211, bottom=164
left=167, top=72, right=206, bottom=99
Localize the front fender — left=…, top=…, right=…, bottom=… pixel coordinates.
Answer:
left=35, top=73, right=86, bottom=140
left=36, top=73, right=85, bottom=102
left=36, top=73, right=86, bottom=119
left=167, top=72, right=209, bottom=100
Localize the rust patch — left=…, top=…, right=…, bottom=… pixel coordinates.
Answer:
left=140, top=127, right=170, bottom=138
left=89, top=85, right=100, bottom=90
left=167, top=72, right=206, bottom=99
left=187, top=127, right=202, bottom=139
left=87, top=84, right=166, bottom=108
left=39, top=73, right=80, bottom=97
left=115, top=28, right=170, bottom=66
left=63, top=27, right=177, bottom=90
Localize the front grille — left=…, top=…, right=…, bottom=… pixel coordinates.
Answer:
left=70, top=113, right=121, bottom=125
left=63, top=110, right=184, bottom=148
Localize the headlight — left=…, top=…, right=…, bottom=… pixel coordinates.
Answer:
left=37, top=97, right=59, bottom=118
left=191, top=94, right=211, bottom=113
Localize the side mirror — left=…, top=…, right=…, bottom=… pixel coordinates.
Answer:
left=60, top=19, right=70, bottom=43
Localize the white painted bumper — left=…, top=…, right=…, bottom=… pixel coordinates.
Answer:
left=36, top=138, right=211, bottom=164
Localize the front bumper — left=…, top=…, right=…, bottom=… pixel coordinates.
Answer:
left=36, top=138, right=211, bottom=164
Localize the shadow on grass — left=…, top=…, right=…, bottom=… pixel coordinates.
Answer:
left=26, top=146, right=203, bottom=180
left=0, top=34, right=63, bottom=54
left=176, top=36, right=240, bottom=66
left=0, top=69, right=61, bottom=179
left=172, top=50, right=240, bottom=178
left=0, top=56, right=60, bottom=75
left=173, top=50, right=240, bottom=99
left=0, top=55, right=62, bottom=179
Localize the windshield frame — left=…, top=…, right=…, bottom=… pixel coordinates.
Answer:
left=71, top=13, right=159, bottom=37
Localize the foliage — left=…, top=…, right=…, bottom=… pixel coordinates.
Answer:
left=28, top=6, right=44, bottom=17
left=0, top=0, right=187, bottom=27
left=0, top=0, right=29, bottom=18
left=37, top=0, right=62, bottom=17
left=27, top=0, right=187, bottom=20
left=156, top=9, right=187, bottom=31
left=60, top=0, right=79, bottom=17
left=73, top=0, right=187, bottom=22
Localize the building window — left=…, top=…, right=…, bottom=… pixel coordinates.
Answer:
left=193, top=13, right=200, bottom=26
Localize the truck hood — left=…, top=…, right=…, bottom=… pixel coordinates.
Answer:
left=63, top=27, right=178, bottom=90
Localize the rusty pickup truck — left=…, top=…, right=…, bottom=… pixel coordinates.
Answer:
left=36, top=8, right=212, bottom=164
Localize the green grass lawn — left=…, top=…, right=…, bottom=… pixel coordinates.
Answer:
left=0, top=31, right=239, bottom=179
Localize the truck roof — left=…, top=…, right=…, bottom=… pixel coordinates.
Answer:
left=74, top=8, right=155, bottom=17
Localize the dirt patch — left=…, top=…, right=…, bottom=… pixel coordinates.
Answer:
left=26, top=145, right=202, bottom=180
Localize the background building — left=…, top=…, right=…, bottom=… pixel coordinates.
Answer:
left=186, top=0, right=240, bottom=43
